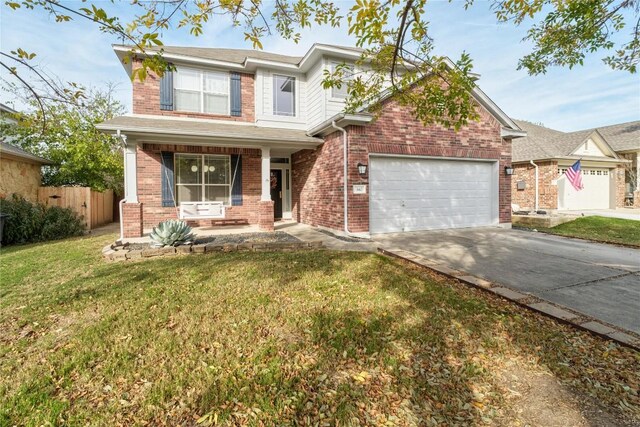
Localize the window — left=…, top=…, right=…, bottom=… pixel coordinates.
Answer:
left=330, top=62, right=353, bottom=99
left=273, top=74, right=296, bottom=116
left=174, top=67, right=229, bottom=114
left=175, top=154, right=231, bottom=205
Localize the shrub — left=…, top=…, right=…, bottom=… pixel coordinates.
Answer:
left=0, top=194, right=85, bottom=245
left=149, top=219, right=195, bottom=247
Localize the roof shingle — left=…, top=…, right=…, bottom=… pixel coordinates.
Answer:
left=512, top=119, right=640, bottom=162
left=0, top=141, right=52, bottom=164
left=96, top=115, right=322, bottom=145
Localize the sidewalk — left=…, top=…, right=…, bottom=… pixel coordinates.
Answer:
left=275, top=222, right=378, bottom=252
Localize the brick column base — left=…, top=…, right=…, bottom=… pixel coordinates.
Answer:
left=258, top=200, right=275, bottom=232
left=122, top=203, right=143, bottom=238
left=634, top=191, right=640, bottom=208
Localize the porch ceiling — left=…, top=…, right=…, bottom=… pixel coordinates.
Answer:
left=97, top=115, right=323, bottom=149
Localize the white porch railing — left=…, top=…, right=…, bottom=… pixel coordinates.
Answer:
left=179, top=201, right=225, bottom=220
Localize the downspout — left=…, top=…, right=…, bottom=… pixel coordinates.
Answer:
left=331, top=121, right=352, bottom=234
left=530, top=160, right=539, bottom=212
left=116, top=130, right=127, bottom=242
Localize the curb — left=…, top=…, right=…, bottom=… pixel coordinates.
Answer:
left=378, top=247, right=640, bottom=352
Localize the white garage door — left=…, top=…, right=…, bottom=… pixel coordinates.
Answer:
left=558, top=168, right=611, bottom=210
left=369, top=157, right=498, bottom=234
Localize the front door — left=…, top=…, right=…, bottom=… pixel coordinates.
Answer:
left=270, top=169, right=283, bottom=219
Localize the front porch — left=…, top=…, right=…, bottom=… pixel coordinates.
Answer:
left=100, top=116, right=323, bottom=238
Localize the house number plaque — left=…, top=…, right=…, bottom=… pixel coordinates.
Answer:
left=352, top=184, right=367, bottom=194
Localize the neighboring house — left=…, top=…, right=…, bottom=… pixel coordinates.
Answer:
left=512, top=120, right=640, bottom=211
left=0, top=104, right=52, bottom=202
left=97, top=44, right=524, bottom=238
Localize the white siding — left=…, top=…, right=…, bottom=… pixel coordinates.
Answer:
left=573, top=138, right=609, bottom=157
left=306, top=59, right=326, bottom=129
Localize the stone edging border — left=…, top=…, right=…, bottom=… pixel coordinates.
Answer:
left=103, top=241, right=323, bottom=261
left=378, top=247, right=640, bottom=352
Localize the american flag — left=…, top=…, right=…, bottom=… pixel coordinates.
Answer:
left=565, top=160, right=584, bottom=191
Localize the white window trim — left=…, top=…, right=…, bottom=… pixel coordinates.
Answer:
left=273, top=74, right=297, bottom=117
left=174, top=66, right=231, bottom=115
left=174, top=153, right=232, bottom=206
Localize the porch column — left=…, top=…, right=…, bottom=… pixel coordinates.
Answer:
left=122, top=139, right=143, bottom=238
left=259, top=147, right=275, bottom=231
left=124, top=140, right=138, bottom=203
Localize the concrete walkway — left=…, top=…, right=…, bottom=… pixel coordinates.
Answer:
left=374, top=228, right=640, bottom=336
left=276, top=222, right=377, bottom=252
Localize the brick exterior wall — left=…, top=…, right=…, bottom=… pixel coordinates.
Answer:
left=122, top=203, right=143, bottom=238
left=615, top=165, right=626, bottom=208
left=131, top=59, right=255, bottom=122
left=291, top=132, right=346, bottom=230
left=122, top=144, right=261, bottom=237
left=258, top=200, right=275, bottom=231
left=292, top=98, right=512, bottom=233
left=513, top=161, right=628, bottom=210
left=512, top=161, right=559, bottom=210
left=0, top=157, right=42, bottom=202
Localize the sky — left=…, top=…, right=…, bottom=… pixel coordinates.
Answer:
left=1, top=0, right=639, bottom=132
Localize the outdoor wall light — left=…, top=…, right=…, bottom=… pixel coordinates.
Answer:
left=504, top=166, right=514, bottom=176
left=357, top=163, right=368, bottom=175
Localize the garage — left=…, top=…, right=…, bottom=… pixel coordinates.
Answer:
left=557, top=167, right=612, bottom=210
left=369, top=156, right=499, bottom=234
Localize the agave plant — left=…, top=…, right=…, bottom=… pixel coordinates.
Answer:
left=149, top=220, right=196, bottom=248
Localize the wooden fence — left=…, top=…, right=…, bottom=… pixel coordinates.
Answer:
left=37, top=187, right=114, bottom=230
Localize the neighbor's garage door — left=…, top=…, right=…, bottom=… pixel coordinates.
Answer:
left=558, top=167, right=611, bottom=210
left=369, top=157, right=498, bottom=234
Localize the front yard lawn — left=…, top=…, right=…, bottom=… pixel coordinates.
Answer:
left=1, top=234, right=639, bottom=426
left=522, top=215, right=640, bottom=247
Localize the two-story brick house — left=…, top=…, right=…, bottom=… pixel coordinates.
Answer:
left=97, top=43, right=524, bottom=238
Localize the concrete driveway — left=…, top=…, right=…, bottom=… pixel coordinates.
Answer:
left=374, top=228, right=640, bottom=335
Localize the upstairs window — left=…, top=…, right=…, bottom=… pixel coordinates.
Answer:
left=273, top=74, right=296, bottom=116
left=174, top=68, right=229, bottom=115
left=330, top=62, right=353, bottom=99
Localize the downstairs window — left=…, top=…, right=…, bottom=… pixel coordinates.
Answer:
left=174, top=154, right=231, bottom=205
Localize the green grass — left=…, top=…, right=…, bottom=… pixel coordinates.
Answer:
left=527, top=216, right=640, bottom=247
left=1, top=234, right=639, bottom=426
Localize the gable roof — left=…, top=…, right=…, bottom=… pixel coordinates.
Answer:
left=0, top=103, right=18, bottom=115
left=0, top=141, right=52, bottom=165
left=594, top=120, right=640, bottom=152
left=512, top=119, right=638, bottom=162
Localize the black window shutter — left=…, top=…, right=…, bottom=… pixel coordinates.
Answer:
left=231, top=154, right=242, bottom=206
left=161, top=152, right=175, bottom=207
left=160, top=69, right=174, bottom=111
left=230, top=72, right=242, bottom=116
